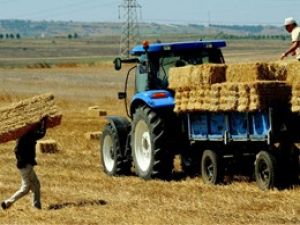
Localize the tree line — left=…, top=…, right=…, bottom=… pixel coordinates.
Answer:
left=0, top=33, right=21, bottom=39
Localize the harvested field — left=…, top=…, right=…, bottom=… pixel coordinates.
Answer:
left=0, top=39, right=299, bottom=225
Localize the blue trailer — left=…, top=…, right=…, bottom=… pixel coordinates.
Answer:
left=100, top=40, right=299, bottom=190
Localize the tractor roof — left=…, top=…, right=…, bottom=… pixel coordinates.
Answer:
left=130, top=40, right=226, bottom=56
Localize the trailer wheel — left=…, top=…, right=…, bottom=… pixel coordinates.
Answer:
left=100, top=123, right=131, bottom=176
left=131, top=106, right=173, bottom=179
left=255, top=151, right=277, bottom=190
left=201, top=150, right=223, bottom=184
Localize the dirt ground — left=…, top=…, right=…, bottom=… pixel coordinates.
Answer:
left=0, top=40, right=299, bottom=225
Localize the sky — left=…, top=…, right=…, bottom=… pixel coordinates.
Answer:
left=0, top=0, right=299, bottom=26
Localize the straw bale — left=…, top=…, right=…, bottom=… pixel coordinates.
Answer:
left=267, top=62, right=287, bottom=81
left=286, top=62, right=300, bottom=84
left=187, top=90, right=196, bottom=111
left=168, top=65, right=194, bottom=90
left=190, top=64, right=226, bottom=87
left=0, top=93, right=62, bottom=143
left=226, top=62, right=271, bottom=82
left=37, top=139, right=59, bottom=154
left=236, top=83, right=251, bottom=111
left=248, top=81, right=291, bottom=111
left=84, top=131, right=102, bottom=140
left=207, top=84, right=222, bottom=111
left=291, top=84, right=300, bottom=112
left=169, top=64, right=226, bottom=91
left=88, top=106, right=107, bottom=117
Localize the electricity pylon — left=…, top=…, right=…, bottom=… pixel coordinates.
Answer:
left=119, top=0, right=141, bottom=58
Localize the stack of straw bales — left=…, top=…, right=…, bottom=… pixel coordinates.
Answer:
left=0, top=93, right=62, bottom=143
left=169, top=62, right=296, bottom=113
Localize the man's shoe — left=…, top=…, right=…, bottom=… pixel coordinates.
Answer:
left=1, top=202, right=7, bottom=210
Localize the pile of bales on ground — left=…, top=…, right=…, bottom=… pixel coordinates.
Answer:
left=168, top=62, right=300, bottom=113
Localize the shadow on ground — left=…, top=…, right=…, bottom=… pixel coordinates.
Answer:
left=48, top=199, right=108, bottom=210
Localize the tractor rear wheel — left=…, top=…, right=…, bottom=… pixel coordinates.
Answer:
left=131, top=106, right=173, bottom=180
left=100, top=123, right=131, bottom=176
left=201, top=149, right=224, bottom=185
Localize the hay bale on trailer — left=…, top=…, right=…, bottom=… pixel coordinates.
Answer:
left=168, top=65, right=194, bottom=91
left=226, top=62, right=272, bottom=82
left=291, top=83, right=300, bottom=112
left=0, top=93, right=62, bottom=143
left=169, top=64, right=226, bottom=91
left=267, top=62, right=287, bottom=81
left=286, top=62, right=300, bottom=84
left=190, top=64, right=226, bottom=86
left=247, top=81, right=290, bottom=111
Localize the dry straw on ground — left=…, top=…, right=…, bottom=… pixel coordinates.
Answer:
left=0, top=93, right=62, bottom=143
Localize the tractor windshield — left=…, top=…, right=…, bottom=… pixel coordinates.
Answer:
left=149, top=48, right=225, bottom=89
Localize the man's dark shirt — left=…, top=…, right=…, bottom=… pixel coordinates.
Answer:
left=15, top=122, right=46, bottom=169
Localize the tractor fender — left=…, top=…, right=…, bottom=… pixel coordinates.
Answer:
left=105, top=116, right=131, bottom=158
left=130, top=90, right=174, bottom=115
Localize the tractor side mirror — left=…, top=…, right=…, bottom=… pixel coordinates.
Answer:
left=118, top=92, right=127, bottom=99
left=114, top=58, right=122, bottom=71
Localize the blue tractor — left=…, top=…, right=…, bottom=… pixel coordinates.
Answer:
left=100, top=40, right=299, bottom=190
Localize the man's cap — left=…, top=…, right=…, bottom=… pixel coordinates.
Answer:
left=284, top=17, right=297, bottom=26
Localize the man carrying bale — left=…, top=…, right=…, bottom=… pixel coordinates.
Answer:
left=281, top=17, right=300, bottom=60
left=1, top=118, right=47, bottom=210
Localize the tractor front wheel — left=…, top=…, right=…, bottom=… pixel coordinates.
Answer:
left=100, top=123, right=131, bottom=176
